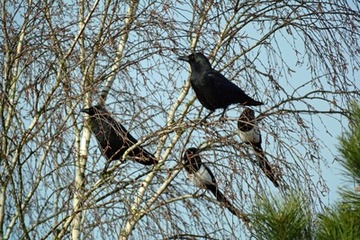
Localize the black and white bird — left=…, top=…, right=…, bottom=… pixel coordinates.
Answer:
left=183, top=148, right=250, bottom=222
left=178, top=53, right=263, bottom=120
left=81, top=105, right=158, bottom=173
left=237, top=108, right=280, bottom=187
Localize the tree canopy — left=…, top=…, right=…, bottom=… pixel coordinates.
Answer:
left=1, top=0, right=359, bottom=239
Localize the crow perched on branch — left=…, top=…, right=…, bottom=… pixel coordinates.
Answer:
left=183, top=148, right=250, bottom=223
left=82, top=105, right=158, bottom=173
left=237, top=108, right=280, bottom=187
left=178, top=53, right=263, bottom=120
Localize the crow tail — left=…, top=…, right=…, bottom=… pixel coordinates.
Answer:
left=130, top=149, right=158, bottom=165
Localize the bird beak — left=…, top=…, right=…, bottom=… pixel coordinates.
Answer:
left=81, top=108, right=91, bottom=114
left=178, top=55, right=189, bottom=62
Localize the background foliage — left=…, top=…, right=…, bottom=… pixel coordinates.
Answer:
left=1, top=0, right=359, bottom=239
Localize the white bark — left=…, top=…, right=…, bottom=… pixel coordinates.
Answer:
left=1, top=0, right=32, bottom=238
left=99, top=0, right=140, bottom=104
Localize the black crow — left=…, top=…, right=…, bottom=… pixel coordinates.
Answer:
left=178, top=52, right=263, bottom=120
left=82, top=105, right=158, bottom=173
left=237, top=108, right=280, bottom=187
left=183, top=148, right=250, bottom=223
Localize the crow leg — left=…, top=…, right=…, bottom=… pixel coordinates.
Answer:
left=219, top=107, right=228, bottom=121
left=201, top=110, right=215, bottom=122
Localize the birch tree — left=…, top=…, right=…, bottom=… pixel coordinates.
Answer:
left=1, top=0, right=359, bottom=239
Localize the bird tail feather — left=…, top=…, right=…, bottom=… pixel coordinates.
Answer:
left=207, top=184, right=250, bottom=223
left=252, top=144, right=280, bottom=188
left=133, top=153, right=158, bottom=165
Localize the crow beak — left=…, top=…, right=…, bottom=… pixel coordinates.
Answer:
left=178, top=55, right=189, bottom=62
left=81, top=108, right=91, bottom=114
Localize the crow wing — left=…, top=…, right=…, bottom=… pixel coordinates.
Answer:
left=206, top=70, right=262, bottom=107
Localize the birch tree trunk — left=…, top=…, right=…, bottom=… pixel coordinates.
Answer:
left=0, top=0, right=359, bottom=239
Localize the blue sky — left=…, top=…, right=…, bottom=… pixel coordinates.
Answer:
left=94, top=2, right=360, bottom=239
left=5, top=1, right=359, bottom=239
